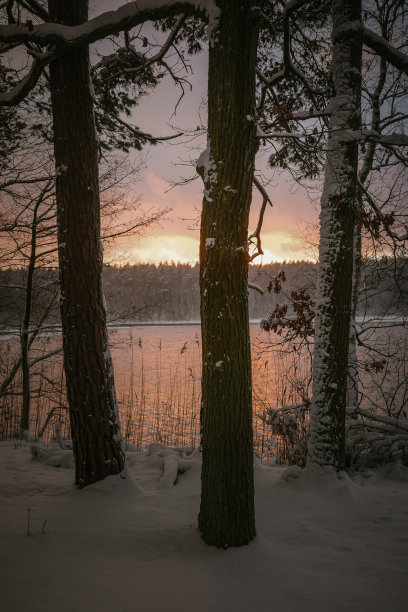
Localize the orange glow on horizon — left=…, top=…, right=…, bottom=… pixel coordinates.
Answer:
left=105, top=231, right=316, bottom=267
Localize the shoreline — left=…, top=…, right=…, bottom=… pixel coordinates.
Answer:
left=0, top=315, right=406, bottom=338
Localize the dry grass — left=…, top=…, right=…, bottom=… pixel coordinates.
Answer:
left=0, top=328, right=313, bottom=459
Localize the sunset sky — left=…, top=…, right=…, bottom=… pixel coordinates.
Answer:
left=91, top=5, right=320, bottom=266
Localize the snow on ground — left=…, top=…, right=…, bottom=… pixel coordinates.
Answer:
left=1, top=441, right=407, bottom=612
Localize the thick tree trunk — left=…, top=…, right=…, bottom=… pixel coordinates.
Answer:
left=48, top=0, right=125, bottom=487
left=307, top=0, right=362, bottom=470
left=198, top=0, right=258, bottom=547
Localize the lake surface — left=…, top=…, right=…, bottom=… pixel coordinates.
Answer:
left=108, top=323, right=301, bottom=453
left=1, top=321, right=406, bottom=458
left=0, top=323, right=304, bottom=455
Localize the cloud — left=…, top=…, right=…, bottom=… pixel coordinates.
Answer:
left=145, top=172, right=171, bottom=197
left=259, top=232, right=311, bottom=262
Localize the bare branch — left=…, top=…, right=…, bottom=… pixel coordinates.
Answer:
left=16, top=0, right=49, bottom=22
left=248, top=176, right=273, bottom=262
left=357, top=177, right=408, bottom=243
left=111, top=113, right=181, bottom=144
left=29, top=346, right=62, bottom=368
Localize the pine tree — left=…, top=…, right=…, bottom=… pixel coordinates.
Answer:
left=198, top=0, right=258, bottom=547
left=48, top=0, right=125, bottom=486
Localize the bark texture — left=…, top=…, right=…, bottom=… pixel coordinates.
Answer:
left=198, top=0, right=258, bottom=547
left=307, top=0, right=362, bottom=470
left=48, top=0, right=124, bottom=486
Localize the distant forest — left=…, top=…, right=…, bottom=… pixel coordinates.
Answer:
left=0, top=259, right=406, bottom=328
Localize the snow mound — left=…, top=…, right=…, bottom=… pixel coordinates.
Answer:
left=281, top=462, right=360, bottom=497
left=147, top=443, right=200, bottom=489
left=30, top=442, right=74, bottom=469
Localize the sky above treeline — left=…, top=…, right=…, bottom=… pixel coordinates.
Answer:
left=91, top=2, right=319, bottom=266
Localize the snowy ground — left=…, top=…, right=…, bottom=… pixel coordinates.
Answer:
left=1, top=441, right=407, bottom=612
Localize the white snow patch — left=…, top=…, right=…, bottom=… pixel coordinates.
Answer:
left=0, top=442, right=407, bottom=611
left=197, top=145, right=217, bottom=202
left=256, top=125, right=267, bottom=138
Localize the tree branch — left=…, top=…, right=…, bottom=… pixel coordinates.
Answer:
left=0, top=49, right=56, bottom=105
left=0, top=1, right=208, bottom=47
left=111, top=113, right=181, bottom=145
left=248, top=176, right=273, bottom=262
left=363, top=27, right=408, bottom=77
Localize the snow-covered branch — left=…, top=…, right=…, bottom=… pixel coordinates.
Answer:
left=290, top=108, right=331, bottom=120
left=373, top=133, right=408, bottom=146
left=0, top=1, right=209, bottom=47
left=363, top=27, right=408, bottom=77
left=257, top=127, right=314, bottom=140
left=146, top=443, right=196, bottom=489
left=248, top=282, right=264, bottom=295
left=338, top=129, right=408, bottom=146
left=352, top=406, right=408, bottom=434
left=0, top=50, right=56, bottom=105
left=0, top=1, right=215, bottom=105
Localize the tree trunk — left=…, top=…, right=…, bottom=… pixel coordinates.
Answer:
left=347, top=49, right=386, bottom=414
left=19, top=199, right=40, bottom=433
left=307, top=0, right=362, bottom=470
left=347, top=225, right=362, bottom=413
left=198, top=0, right=258, bottom=547
left=48, top=0, right=125, bottom=487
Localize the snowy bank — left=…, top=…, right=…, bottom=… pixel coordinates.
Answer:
left=0, top=441, right=407, bottom=612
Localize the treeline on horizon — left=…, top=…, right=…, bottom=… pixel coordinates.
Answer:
left=0, top=258, right=406, bottom=328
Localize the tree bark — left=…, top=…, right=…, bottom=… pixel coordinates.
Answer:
left=198, top=0, right=258, bottom=547
left=307, top=0, right=362, bottom=470
left=48, top=0, right=125, bottom=487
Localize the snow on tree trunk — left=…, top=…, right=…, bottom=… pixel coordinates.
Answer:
left=198, top=0, right=258, bottom=547
left=48, top=0, right=125, bottom=487
left=307, top=0, right=362, bottom=470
